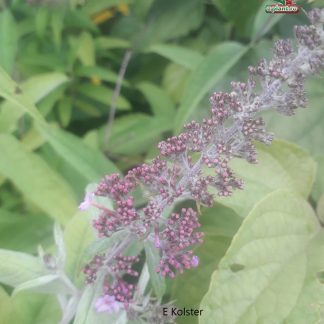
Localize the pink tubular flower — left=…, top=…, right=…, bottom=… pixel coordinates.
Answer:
left=79, top=192, right=94, bottom=211
left=191, top=255, right=199, bottom=267
left=95, top=295, right=123, bottom=313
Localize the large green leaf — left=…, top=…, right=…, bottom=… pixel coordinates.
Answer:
left=75, top=66, right=130, bottom=87
left=11, top=292, right=61, bottom=324
left=38, top=125, right=119, bottom=183
left=0, top=72, right=68, bottom=132
left=216, top=140, right=316, bottom=217
left=0, top=287, right=11, bottom=324
left=137, top=82, right=175, bottom=117
left=0, top=10, right=18, bottom=73
left=313, top=155, right=324, bottom=202
left=77, top=83, right=131, bottom=110
left=77, top=32, right=95, bottom=66
left=317, top=194, right=324, bottom=223
left=0, top=209, right=52, bottom=253
left=0, top=66, right=45, bottom=126
left=95, top=36, right=131, bottom=50
left=251, top=3, right=283, bottom=42
left=105, top=113, right=170, bottom=154
left=64, top=213, right=95, bottom=284
left=200, top=190, right=323, bottom=324
left=148, top=44, right=203, bottom=70
left=174, top=42, right=247, bottom=132
left=0, top=249, right=47, bottom=287
left=144, top=0, right=204, bottom=45
left=144, top=241, right=166, bottom=299
left=162, top=63, right=191, bottom=103
left=212, top=0, right=261, bottom=30
left=0, top=134, right=77, bottom=223
left=170, top=204, right=241, bottom=324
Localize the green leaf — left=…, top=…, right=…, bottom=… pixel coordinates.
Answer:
left=77, top=83, right=131, bottom=110
left=200, top=190, right=321, bottom=324
left=313, top=155, right=324, bottom=202
left=162, top=63, right=191, bottom=103
left=174, top=42, right=247, bottom=132
left=0, top=286, right=12, bottom=324
left=106, top=113, right=169, bottom=154
left=217, top=140, right=316, bottom=217
left=0, top=209, right=52, bottom=253
left=77, top=32, right=95, bottom=66
left=35, top=7, right=49, bottom=38
left=170, top=204, right=241, bottom=319
left=0, top=10, right=18, bottom=73
left=64, top=213, right=95, bottom=284
left=11, top=292, right=61, bottom=324
left=83, top=230, right=127, bottom=262
left=0, top=134, right=77, bottom=223
left=251, top=3, right=283, bottom=42
left=212, top=0, right=262, bottom=30
left=317, top=194, right=324, bottom=224
left=136, top=263, right=150, bottom=297
left=23, top=73, right=69, bottom=104
left=38, top=125, right=119, bottom=183
left=148, top=44, right=203, bottom=70
left=57, top=97, right=72, bottom=127
left=95, top=36, right=131, bottom=50
left=144, top=241, right=166, bottom=299
left=50, top=10, right=63, bottom=50
left=13, top=274, right=69, bottom=296
left=0, top=249, right=47, bottom=287
left=137, top=82, right=175, bottom=117
left=284, top=230, right=324, bottom=323
left=145, top=0, right=204, bottom=44
left=21, top=127, right=45, bottom=152
left=75, top=65, right=130, bottom=87
left=0, top=72, right=68, bottom=132
left=0, top=66, right=45, bottom=126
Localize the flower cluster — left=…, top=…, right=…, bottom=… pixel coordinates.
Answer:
left=156, top=208, right=203, bottom=278
left=79, top=8, right=324, bottom=319
left=93, top=174, right=138, bottom=237
left=94, top=255, right=139, bottom=313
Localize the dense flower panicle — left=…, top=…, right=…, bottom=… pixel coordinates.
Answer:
left=83, top=255, right=104, bottom=284
left=93, top=174, right=139, bottom=237
left=156, top=208, right=203, bottom=278
left=86, top=253, right=139, bottom=312
left=111, top=255, right=139, bottom=277
left=103, top=279, right=136, bottom=304
left=95, top=174, right=133, bottom=198
left=128, top=158, right=184, bottom=206
left=96, top=255, right=139, bottom=310
left=79, top=9, right=324, bottom=317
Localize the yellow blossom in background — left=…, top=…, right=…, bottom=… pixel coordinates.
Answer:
left=92, top=9, right=114, bottom=25
left=117, top=3, right=129, bottom=16
left=91, top=3, right=129, bottom=25
left=90, top=76, right=102, bottom=86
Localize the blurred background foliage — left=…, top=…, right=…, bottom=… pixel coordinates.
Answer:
left=0, top=0, right=323, bottom=323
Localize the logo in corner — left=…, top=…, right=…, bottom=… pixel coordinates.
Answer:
left=265, top=0, right=300, bottom=14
